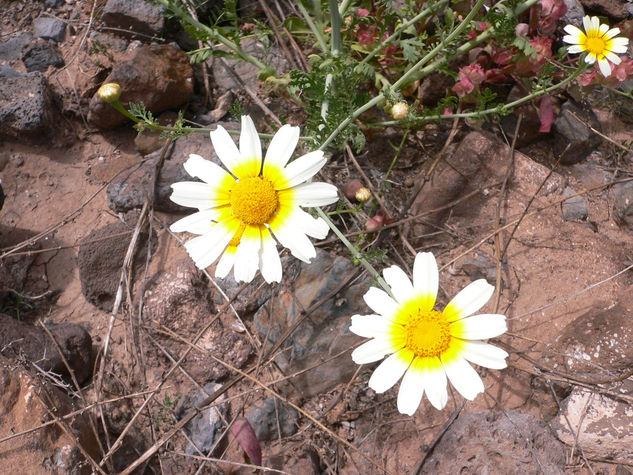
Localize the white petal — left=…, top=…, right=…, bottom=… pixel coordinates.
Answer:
left=215, top=247, right=236, bottom=279
left=259, top=227, right=282, bottom=283
left=350, top=314, right=393, bottom=338
left=563, top=24, right=583, bottom=38
left=605, top=52, right=622, bottom=64
left=604, top=27, right=621, bottom=39
left=422, top=358, right=449, bottom=410
left=170, top=209, right=221, bottom=234
left=460, top=341, right=508, bottom=369
left=590, top=16, right=600, bottom=33
left=443, top=279, right=494, bottom=321
left=412, top=252, right=438, bottom=309
left=239, top=116, right=262, bottom=161
left=382, top=265, right=414, bottom=304
left=368, top=350, right=413, bottom=393
left=363, top=287, right=398, bottom=317
left=450, top=313, right=507, bottom=340
left=170, top=182, right=227, bottom=210
left=184, top=223, right=236, bottom=269
left=610, top=37, right=629, bottom=50
left=184, top=154, right=231, bottom=185
left=397, top=362, right=425, bottom=415
left=233, top=225, right=261, bottom=283
left=599, top=23, right=609, bottom=35
left=351, top=338, right=395, bottom=364
left=584, top=54, right=596, bottom=64
left=269, top=220, right=317, bottom=262
left=442, top=356, right=485, bottom=401
left=285, top=182, right=339, bottom=207
left=263, top=124, right=300, bottom=171
left=566, top=45, right=584, bottom=54
left=210, top=125, right=240, bottom=176
left=285, top=208, right=330, bottom=239
left=598, top=58, right=612, bottom=77
left=278, top=151, right=326, bottom=189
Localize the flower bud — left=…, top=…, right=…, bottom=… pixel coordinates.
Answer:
left=97, top=83, right=122, bottom=103
left=355, top=187, right=371, bottom=202
left=365, top=215, right=383, bottom=232
left=391, top=102, right=409, bottom=120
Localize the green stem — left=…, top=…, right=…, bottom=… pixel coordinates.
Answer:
left=329, top=0, right=342, bottom=57
left=338, top=0, right=354, bottom=16
left=154, top=0, right=266, bottom=70
left=316, top=208, right=393, bottom=297
left=297, top=1, right=328, bottom=52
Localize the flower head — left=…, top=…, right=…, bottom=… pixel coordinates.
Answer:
left=97, top=82, right=122, bottom=103
left=169, top=116, right=338, bottom=284
left=350, top=252, right=508, bottom=414
left=563, top=16, right=629, bottom=77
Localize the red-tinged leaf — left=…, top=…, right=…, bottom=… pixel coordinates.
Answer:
left=538, top=95, right=554, bottom=133
left=231, top=417, right=262, bottom=466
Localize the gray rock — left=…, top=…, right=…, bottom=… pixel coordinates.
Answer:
left=562, top=0, right=584, bottom=27
left=245, top=396, right=298, bottom=441
left=211, top=37, right=289, bottom=91
left=22, top=42, right=64, bottom=73
left=253, top=250, right=366, bottom=397
left=0, top=66, right=21, bottom=79
left=0, top=33, right=33, bottom=62
left=461, top=253, right=498, bottom=283
left=552, top=101, right=602, bottom=165
left=561, top=186, right=588, bottom=221
left=0, top=314, right=94, bottom=384
left=420, top=411, right=566, bottom=474
left=33, top=16, right=67, bottom=43
left=101, top=0, right=166, bottom=38
left=0, top=71, right=54, bottom=140
left=179, top=382, right=227, bottom=455
left=88, top=44, right=193, bottom=128
left=553, top=387, right=633, bottom=461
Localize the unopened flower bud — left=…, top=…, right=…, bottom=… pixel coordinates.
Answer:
left=355, top=187, right=371, bottom=202
left=97, top=83, right=122, bottom=103
left=365, top=215, right=383, bottom=232
left=391, top=102, right=409, bottom=120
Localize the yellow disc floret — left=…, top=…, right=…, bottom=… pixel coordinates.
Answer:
left=404, top=309, right=451, bottom=358
left=229, top=176, right=279, bottom=225
left=584, top=34, right=607, bottom=57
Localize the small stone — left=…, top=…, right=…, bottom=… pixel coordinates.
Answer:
left=101, top=0, right=166, bottom=38
left=614, top=184, right=633, bottom=230
left=552, top=101, right=602, bottom=165
left=561, top=187, right=588, bottom=221
left=179, top=383, right=227, bottom=455
left=245, top=396, right=298, bottom=441
left=0, top=32, right=33, bottom=62
left=22, top=41, right=64, bottom=73
left=10, top=154, right=24, bottom=167
left=461, top=253, right=498, bottom=283
left=33, top=16, right=67, bottom=43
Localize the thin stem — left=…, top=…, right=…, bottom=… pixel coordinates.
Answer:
left=154, top=0, right=266, bottom=70
left=316, top=208, right=393, bottom=297
left=329, top=0, right=342, bottom=57
left=297, top=1, right=328, bottom=52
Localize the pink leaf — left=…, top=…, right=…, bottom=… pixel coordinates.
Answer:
left=538, top=95, right=554, bottom=133
left=231, top=417, right=262, bottom=466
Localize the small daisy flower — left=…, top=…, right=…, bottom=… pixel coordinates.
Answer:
left=350, top=252, right=508, bottom=415
left=563, top=15, right=629, bottom=77
left=169, top=116, right=338, bottom=283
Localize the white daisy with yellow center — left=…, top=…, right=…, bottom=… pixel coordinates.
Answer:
left=350, top=252, right=508, bottom=415
left=563, top=15, right=629, bottom=77
left=169, top=116, right=338, bottom=283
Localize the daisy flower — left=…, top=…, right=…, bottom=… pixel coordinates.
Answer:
left=169, top=116, right=338, bottom=284
left=350, top=252, right=508, bottom=415
left=563, top=15, right=629, bottom=77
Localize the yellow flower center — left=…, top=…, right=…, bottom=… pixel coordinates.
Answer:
left=404, top=309, right=451, bottom=358
left=229, top=176, right=279, bottom=225
left=584, top=34, right=606, bottom=56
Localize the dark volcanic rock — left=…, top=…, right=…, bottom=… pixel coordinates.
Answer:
left=178, top=382, right=227, bottom=455
left=78, top=219, right=156, bottom=311
left=552, top=100, right=602, bottom=165
left=0, top=314, right=93, bottom=384
left=33, top=16, right=67, bottom=43
left=0, top=71, right=54, bottom=140
left=101, top=0, right=166, bottom=38
left=579, top=0, right=628, bottom=20
left=420, top=411, right=566, bottom=474
left=88, top=44, right=193, bottom=128
left=0, top=32, right=33, bottom=62
left=245, top=396, right=298, bottom=441
left=561, top=186, right=588, bottom=221
left=614, top=183, right=633, bottom=230
left=22, top=41, right=64, bottom=73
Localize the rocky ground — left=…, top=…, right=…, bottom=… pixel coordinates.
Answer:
left=2, top=0, right=633, bottom=474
